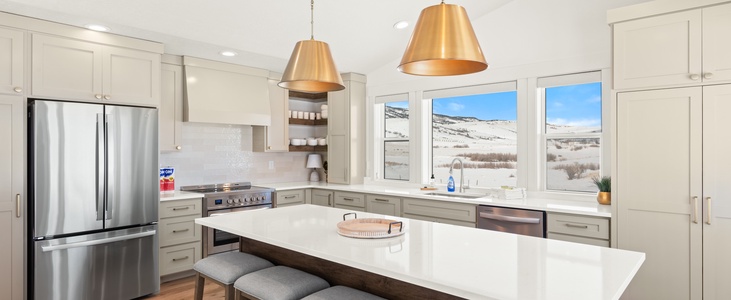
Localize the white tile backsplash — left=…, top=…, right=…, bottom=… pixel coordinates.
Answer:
left=160, top=122, right=313, bottom=187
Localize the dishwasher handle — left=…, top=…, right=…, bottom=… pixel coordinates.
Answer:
left=479, top=212, right=541, bottom=224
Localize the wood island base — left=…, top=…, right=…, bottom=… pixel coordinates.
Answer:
left=239, top=237, right=463, bottom=300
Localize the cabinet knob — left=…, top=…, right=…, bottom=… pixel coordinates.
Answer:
left=267, top=146, right=271, bottom=150
left=703, top=73, right=714, bottom=80
left=13, top=87, right=22, bottom=93
left=689, top=74, right=701, bottom=81
left=95, top=94, right=103, bottom=99
left=175, top=145, right=182, bottom=150
left=103, top=95, right=111, bottom=100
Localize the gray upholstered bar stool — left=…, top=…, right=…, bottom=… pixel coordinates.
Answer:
left=302, top=286, right=387, bottom=300
left=233, top=266, right=330, bottom=300
left=193, top=251, right=274, bottom=300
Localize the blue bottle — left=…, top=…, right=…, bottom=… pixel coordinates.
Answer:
left=447, top=175, right=455, bottom=192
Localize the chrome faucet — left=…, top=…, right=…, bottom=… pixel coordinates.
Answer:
left=449, top=158, right=466, bottom=193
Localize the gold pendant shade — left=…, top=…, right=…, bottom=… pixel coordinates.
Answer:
left=399, top=3, right=488, bottom=76
left=279, top=39, right=345, bottom=93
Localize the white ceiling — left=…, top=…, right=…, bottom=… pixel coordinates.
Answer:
left=0, top=0, right=515, bottom=74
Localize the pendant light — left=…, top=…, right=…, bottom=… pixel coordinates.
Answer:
left=279, top=0, right=344, bottom=93
left=398, top=1, right=488, bottom=76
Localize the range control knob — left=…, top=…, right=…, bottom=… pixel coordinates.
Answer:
left=227, top=199, right=233, bottom=204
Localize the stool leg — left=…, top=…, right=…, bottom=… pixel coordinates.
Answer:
left=194, top=272, right=205, bottom=300
left=225, top=284, right=236, bottom=300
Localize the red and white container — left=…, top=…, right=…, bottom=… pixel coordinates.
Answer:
left=160, top=167, right=175, bottom=194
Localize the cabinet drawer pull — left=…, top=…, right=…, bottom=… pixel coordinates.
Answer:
left=374, top=198, right=389, bottom=202
left=343, top=197, right=354, bottom=201
left=284, top=195, right=296, bottom=199
left=565, top=223, right=589, bottom=229
left=16, top=194, right=21, bottom=218
left=172, top=256, right=189, bottom=262
left=706, top=197, right=712, bottom=225
left=692, top=196, right=699, bottom=224
left=173, top=207, right=190, bottom=211
left=173, top=229, right=189, bottom=233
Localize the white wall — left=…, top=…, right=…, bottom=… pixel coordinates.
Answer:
left=366, top=0, right=649, bottom=94
left=160, top=123, right=311, bottom=187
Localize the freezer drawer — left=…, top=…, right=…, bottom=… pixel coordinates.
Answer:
left=33, top=225, right=159, bottom=300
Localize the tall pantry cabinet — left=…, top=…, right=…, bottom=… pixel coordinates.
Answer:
left=610, top=2, right=731, bottom=299
left=0, top=25, right=24, bottom=300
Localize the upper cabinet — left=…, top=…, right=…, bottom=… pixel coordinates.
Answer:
left=613, top=3, right=731, bottom=90
left=31, top=34, right=161, bottom=106
left=160, top=56, right=184, bottom=152
left=327, top=73, right=366, bottom=184
left=0, top=27, right=24, bottom=95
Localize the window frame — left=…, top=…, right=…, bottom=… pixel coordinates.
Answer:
left=374, top=93, right=411, bottom=181
left=538, top=71, right=605, bottom=193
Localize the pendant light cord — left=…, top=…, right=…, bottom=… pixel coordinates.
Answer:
left=310, top=0, right=314, bottom=40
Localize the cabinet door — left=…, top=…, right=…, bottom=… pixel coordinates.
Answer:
left=613, top=9, right=702, bottom=90
left=366, top=194, right=401, bottom=217
left=160, top=63, right=183, bottom=152
left=0, top=95, right=24, bottom=300
left=702, top=3, right=731, bottom=83
left=702, top=84, right=731, bottom=299
left=0, top=27, right=24, bottom=95
left=253, top=79, right=289, bottom=152
left=103, top=46, right=160, bottom=106
left=327, top=84, right=349, bottom=184
left=32, top=34, right=103, bottom=100
left=617, top=88, right=703, bottom=299
left=275, top=189, right=305, bottom=207
left=310, top=189, right=333, bottom=207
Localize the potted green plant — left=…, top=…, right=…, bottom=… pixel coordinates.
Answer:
left=592, top=176, right=611, bottom=205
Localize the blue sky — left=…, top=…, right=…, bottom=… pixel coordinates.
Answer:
left=545, top=82, right=602, bottom=127
left=432, top=91, right=518, bottom=121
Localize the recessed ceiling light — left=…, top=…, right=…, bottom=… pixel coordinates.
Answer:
left=220, top=51, right=238, bottom=57
left=393, top=21, right=409, bottom=30
left=85, top=24, right=110, bottom=32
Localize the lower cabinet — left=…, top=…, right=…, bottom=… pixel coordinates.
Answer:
left=402, top=198, right=476, bottom=228
left=275, top=189, right=306, bottom=208
left=159, top=198, right=203, bottom=278
left=333, top=191, right=365, bottom=212
left=311, top=189, right=334, bottom=207
left=546, top=213, right=610, bottom=247
left=365, top=194, right=401, bottom=217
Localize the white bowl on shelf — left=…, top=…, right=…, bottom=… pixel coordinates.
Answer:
left=291, top=139, right=302, bottom=146
left=307, top=139, right=318, bottom=146
left=317, top=138, right=327, bottom=146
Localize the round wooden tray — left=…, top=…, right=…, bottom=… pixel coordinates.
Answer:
left=337, top=213, right=405, bottom=239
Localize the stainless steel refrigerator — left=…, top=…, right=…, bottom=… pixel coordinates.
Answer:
left=28, top=100, right=160, bottom=300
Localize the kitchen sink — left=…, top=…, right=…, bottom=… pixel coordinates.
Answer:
left=423, top=191, right=487, bottom=199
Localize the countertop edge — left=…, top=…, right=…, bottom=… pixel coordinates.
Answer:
left=160, top=191, right=206, bottom=202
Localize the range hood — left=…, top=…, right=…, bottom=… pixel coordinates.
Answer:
left=183, top=56, right=271, bottom=126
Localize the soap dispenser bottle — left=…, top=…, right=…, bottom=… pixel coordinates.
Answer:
left=447, top=175, right=455, bottom=192
left=429, top=174, right=436, bottom=188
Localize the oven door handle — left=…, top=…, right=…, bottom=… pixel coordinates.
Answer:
left=479, top=212, right=541, bottom=224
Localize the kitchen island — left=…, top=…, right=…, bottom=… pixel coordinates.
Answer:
left=195, top=204, right=644, bottom=300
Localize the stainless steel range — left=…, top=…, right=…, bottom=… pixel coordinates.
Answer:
left=181, top=182, right=273, bottom=257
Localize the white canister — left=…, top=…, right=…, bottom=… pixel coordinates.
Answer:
left=318, top=138, right=327, bottom=146
left=315, top=113, right=321, bottom=120
left=320, top=104, right=328, bottom=110
left=307, top=139, right=317, bottom=146
left=297, top=111, right=304, bottom=119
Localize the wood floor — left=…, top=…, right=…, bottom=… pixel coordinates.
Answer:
left=141, top=275, right=226, bottom=300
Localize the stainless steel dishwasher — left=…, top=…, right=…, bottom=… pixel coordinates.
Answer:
left=477, top=205, right=546, bottom=238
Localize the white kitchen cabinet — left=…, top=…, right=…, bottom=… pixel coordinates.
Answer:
left=275, top=189, right=306, bottom=208
left=310, top=189, right=334, bottom=207
left=0, top=27, right=24, bottom=95
left=333, top=191, right=365, bottom=211
left=546, top=212, right=609, bottom=247
left=612, top=3, right=731, bottom=90
left=253, top=76, right=289, bottom=152
left=402, top=198, right=476, bottom=228
left=617, top=85, right=731, bottom=299
left=159, top=198, right=203, bottom=278
left=31, top=34, right=161, bottom=106
left=0, top=95, right=24, bottom=300
left=160, top=59, right=184, bottom=152
left=366, top=194, right=402, bottom=217
left=327, top=73, right=366, bottom=184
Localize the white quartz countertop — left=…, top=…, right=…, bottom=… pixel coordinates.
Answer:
left=159, top=191, right=205, bottom=202
left=195, top=205, right=644, bottom=300
left=256, top=182, right=611, bottom=217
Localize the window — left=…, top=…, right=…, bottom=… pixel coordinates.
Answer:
left=381, top=97, right=409, bottom=181
left=431, top=90, right=518, bottom=187
left=541, top=72, right=602, bottom=192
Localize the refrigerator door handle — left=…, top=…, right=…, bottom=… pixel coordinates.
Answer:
left=40, top=230, right=156, bottom=252
left=96, top=113, right=105, bottom=221
left=104, top=113, right=112, bottom=220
